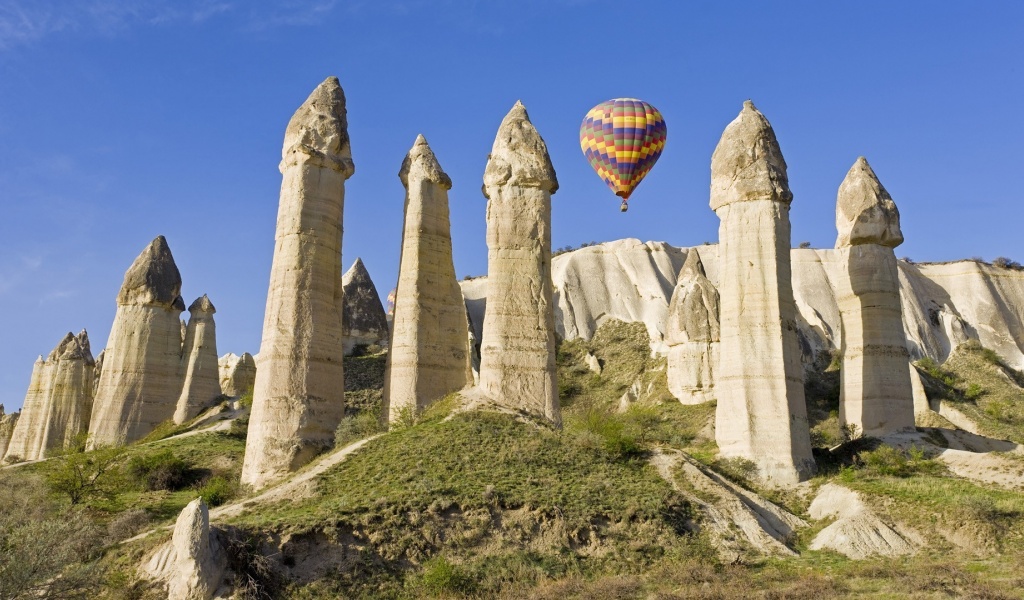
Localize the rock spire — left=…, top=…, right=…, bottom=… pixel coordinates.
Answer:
left=835, top=157, right=915, bottom=436
left=142, top=497, right=226, bottom=600
left=0, top=406, right=18, bottom=459
left=241, top=77, right=353, bottom=489
left=710, top=101, right=815, bottom=484
left=478, top=102, right=560, bottom=424
left=90, top=235, right=185, bottom=447
left=666, top=250, right=720, bottom=404
left=384, top=135, right=471, bottom=422
left=341, top=258, right=390, bottom=354
left=174, top=295, right=221, bottom=424
left=218, top=353, right=257, bottom=398
left=4, top=331, right=95, bottom=461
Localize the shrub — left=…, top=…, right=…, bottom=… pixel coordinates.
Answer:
left=105, top=508, right=151, bottom=543
left=571, top=408, right=644, bottom=460
left=128, top=451, right=192, bottom=491
left=197, top=476, right=237, bottom=507
left=238, top=388, right=255, bottom=409
left=799, top=241, right=811, bottom=249
left=224, top=528, right=281, bottom=600
left=46, top=445, right=126, bottom=505
left=855, top=444, right=944, bottom=478
left=992, top=256, right=1022, bottom=270
left=334, top=410, right=384, bottom=447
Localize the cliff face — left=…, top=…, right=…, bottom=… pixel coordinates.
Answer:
left=462, top=240, right=1024, bottom=371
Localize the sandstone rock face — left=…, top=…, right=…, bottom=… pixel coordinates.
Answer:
left=383, top=135, right=471, bottom=422
left=834, top=158, right=915, bottom=436
left=89, top=236, right=185, bottom=447
left=666, top=249, right=720, bottom=404
left=341, top=258, right=389, bottom=354
left=478, top=102, right=560, bottom=424
left=174, top=296, right=221, bottom=425
left=242, top=77, right=354, bottom=489
left=0, top=406, right=20, bottom=459
left=4, top=331, right=95, bottom=461
left=710, top=102, right=815, bottom=484
left=218, top=352, right=257, bottom=398
left=142, top=498, right=226, bottom=600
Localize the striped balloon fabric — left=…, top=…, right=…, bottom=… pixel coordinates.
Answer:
left=580, top=98, right=667, bottom=210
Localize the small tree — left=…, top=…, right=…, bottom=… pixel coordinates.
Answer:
left=46, top=444, right=126, bottom=505
left=799, top=241, right=811, bottom=249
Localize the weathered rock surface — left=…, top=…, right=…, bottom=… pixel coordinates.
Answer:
left=710, top=101, right=815, bottom=484
left=383, top=135, right=471, bottom=422
left=4, top=331, right=95, bottom=461
left=174, top=296, right=221, bottom=424
left=834, top=158, right=915, bottom=436
left=341, top=258, right=389, bottom=354
left=0, top=406, right=20, bottom=459
left=666, top=249, right=720, bottom=404
left=242, top=77, right=353, bottom=489
left=809, top=483, right=918, bottom=559
left=218, top=352, right=257, bottom=398
left=89, top=236, right=185, bottom=447
left=478, top=101, right=560, bottom=424
left=142, top=498, right=226, bottom=600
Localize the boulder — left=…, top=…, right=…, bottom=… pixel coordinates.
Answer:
left=174, top=295, right=222, bottom=424
left=142, top=498, right=226, bottom=600
left=242, top=76, right=353, bottom=489
left=341, top=258, right=389, bottom=354
left=383, top=135, right=471, bottom=422
left=478, top=101, right=560, bottom=424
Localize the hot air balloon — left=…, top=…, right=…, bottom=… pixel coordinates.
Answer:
left=579, top=98, right=667, bottom=212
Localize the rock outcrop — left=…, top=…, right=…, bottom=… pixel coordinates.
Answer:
left=709, top=101, right=815, bottom=484
left=808, top=483, right=918, bottom=559
left=218, top=353, right=257, bottom=398
left=142, top=498, right=226, bottom=600
left=478, top=101, right=560, bottom=424
left=4, top=331, right=95, bottom=461
left=383, top=135, right=471, bottom=422
left=174, top=295, right=221, bottom=425
left=89, top=236, right=185, bottom=447
left=834, top=158, right=915, bottom=436
left=0, top=406, right=20, bottom=459
left=242, top=77, right=353, bottom=489
left=666, top=249, right=720, bottom=404
left=341, top=258, right=389, bottom=354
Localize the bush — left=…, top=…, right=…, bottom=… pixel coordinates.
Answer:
left=854, top=444, right=945, bottom=478
left=197, top=476, right=237, bottom=507
left=992, top=256, right=1022, bottom=270
left=46, top=445, right=126, bottom=505
left=420, top=556, right=476, bottom=596
left=334, top=410, right=384, bottom=447
left=224, top=528, right=281, bottom=600
left=128, top=451, right=192, bottom=491
left=105, top=508, right=151, bottom=543
left=571, top=408, right=644, bottom=460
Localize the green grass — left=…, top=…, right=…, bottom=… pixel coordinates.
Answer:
left=929, top=342, right=1024, bottom=443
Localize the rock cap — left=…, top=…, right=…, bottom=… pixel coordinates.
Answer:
left=710, top=100, right=792, bottom=210
left=483, top=101, right=558, bottom=196
left=46, top=330, right=95, bottom=364
left=835, top=157, right=903, bottom=248
left=399, top=134, right=452, bottom=189
left=188, top=294, right=217, bottom=315
left=117, top=236, right=184, bottom=308
left=281, top=76, right=355, bottom=177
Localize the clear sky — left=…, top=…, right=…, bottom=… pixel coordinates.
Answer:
left=1, top=1, right=1022, bottom=411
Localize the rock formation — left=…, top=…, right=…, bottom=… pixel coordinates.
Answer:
left=174, top=295, right=221, bottom=424
left=383, top=135, right=471, bottom=422
left=241, top=76, right=353, bottom=489
left=478, top=101, right=560, bottom=424
left=834, top=158, right=915, bottom=436
left=3, top=331, right=95, bottom=461
left=218, top=353, right=257, bottom=398
left=0, top=406, right=20, bottom=459
left=142, top=498, right=226, bottom=600
left=88, top=236, right=185, bottom=447
left=710, top=101, right=815, bottom=484
left=808, top=483, right=918, bottom=559
left=666, top=249, right=720, bottom=404
left=341, top=258, right=389, bottom=354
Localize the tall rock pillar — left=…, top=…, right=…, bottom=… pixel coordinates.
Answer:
left=174, top=295, right=221, bottom=424
left=835, top=157, right=915, bottom=436
left=384, top=135, right=471, bottom=422
left=241, top=77, right=354, bottom=489
left=711, top=101, right=815, bottom=484
left=478, top=102, right=560, bottom=424
left=89, top=236, right=185, bottom=447
left=666, top=250, right=720, bottom=404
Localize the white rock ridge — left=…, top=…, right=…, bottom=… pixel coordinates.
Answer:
left=174, top=295, right=222, bottom=425
left=834, top=158, right=915, bottom=436
left=3, top=330, right=95, bottom=461
left=142, top=497, right=226, bottom=600
left=218, top=352, right=256, bottom=398
left=710, top=101, right=815, bottom=484
left=665, top=249, right=720, bottom=404
left=478, top=101, right=560, bottom=424
left=383, top=135, right=471, bottom=422
left=89, top=236, right=185, bottom=447
left=242, top=76, right=354, bottom=489
left=341, top=258, right=390, bottom=354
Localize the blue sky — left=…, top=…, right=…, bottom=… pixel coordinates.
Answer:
left=1, top=1, right=1022, bottom=410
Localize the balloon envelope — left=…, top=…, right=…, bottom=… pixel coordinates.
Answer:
left=580, top=98, right=667, bottom=206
